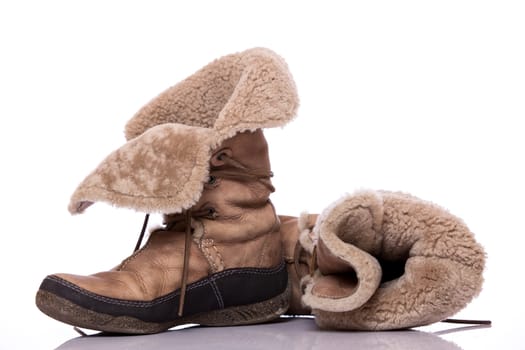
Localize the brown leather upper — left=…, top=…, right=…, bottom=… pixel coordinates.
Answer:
left=279, top=215, right=313, bottom=315
left=55, top=130, right=282, bottom=301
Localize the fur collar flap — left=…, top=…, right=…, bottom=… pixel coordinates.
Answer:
left=124, top=47, right=299, bottom=145
left=69, top=123, right=215, bottom=214
left=69, top=48, right=298, bottom=215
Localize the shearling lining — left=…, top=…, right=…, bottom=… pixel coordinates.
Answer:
left=125, top=47, right=298, bottom=144
left=69, top=124, right=214, bottom=214
left=301, top=190, right=486, bottom=330
left=68, top=48, right=298, bottom=214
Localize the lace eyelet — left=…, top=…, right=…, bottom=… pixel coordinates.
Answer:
left=207, top=207, right=217, bottom=218
left=208, top=175, right=217, bottom=185
left=211, top=148, right=233, bottom=166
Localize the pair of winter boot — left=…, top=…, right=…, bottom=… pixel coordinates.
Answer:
left=36, top=48, right=486, bottom=334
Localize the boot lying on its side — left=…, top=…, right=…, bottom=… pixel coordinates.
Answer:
left=36, top=48, right=298, bottom=334
left=281, top=190, right=486, bottom=330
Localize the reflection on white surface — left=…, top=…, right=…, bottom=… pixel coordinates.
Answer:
left=55, top=318, right=472, bottom=350
left=2, top=1, right=524, bottom=349
left=433, top=324, right=492, bottom=336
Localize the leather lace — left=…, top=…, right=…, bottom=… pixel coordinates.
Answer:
left=133, top=153, right=274, bottom=317
left=293, top=240, right=317, bottom=279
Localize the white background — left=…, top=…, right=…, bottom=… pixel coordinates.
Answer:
left=0, top=1, right=524, bottom=349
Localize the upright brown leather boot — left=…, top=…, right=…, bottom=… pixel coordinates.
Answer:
left=280, top=190, right=486, bottom=330
left=36, top=48, right=298, bottom=334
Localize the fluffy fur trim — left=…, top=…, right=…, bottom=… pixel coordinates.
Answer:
left=69, top=124, right=214, bottom=214
left=124, top=47, right=299, bottom=145
left=69, top=47, right=298, bottom=214
left=298, top=212, right=317, bottom=254
left=304, top=190, right=486, bottom=330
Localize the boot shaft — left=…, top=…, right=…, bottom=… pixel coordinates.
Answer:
left=166, top=129, right=282, bottom=274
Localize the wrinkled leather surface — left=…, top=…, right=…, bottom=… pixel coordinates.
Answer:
left=55, top=231, right=209, bottom=301
left=278, top=215, right=313, bottom=315
left=192, top=129, right=281, bottom=271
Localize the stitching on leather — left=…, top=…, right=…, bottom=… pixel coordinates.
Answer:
left=257, top=234, right=269, bottom=267
left=210, top=280, right=224, bottom=309
left=47, top=261, right=286, bottom=308
left=200, top=239, right=218, bottom=272
left=211, top=243, right=225, bottom=270
left=48, top=275, right=209, bottom=307
left=120, top=238, right=152, bottom=270
left=131, top=270, right=149, bottom=297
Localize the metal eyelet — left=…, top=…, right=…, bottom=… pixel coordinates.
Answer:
left=208, top=175, right=217, bottom=185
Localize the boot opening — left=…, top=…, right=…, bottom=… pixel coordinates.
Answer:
left=378, top=257, right=406, bottom=284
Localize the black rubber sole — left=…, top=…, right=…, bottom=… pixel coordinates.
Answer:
left=36, top=282, right=291, bottom=334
